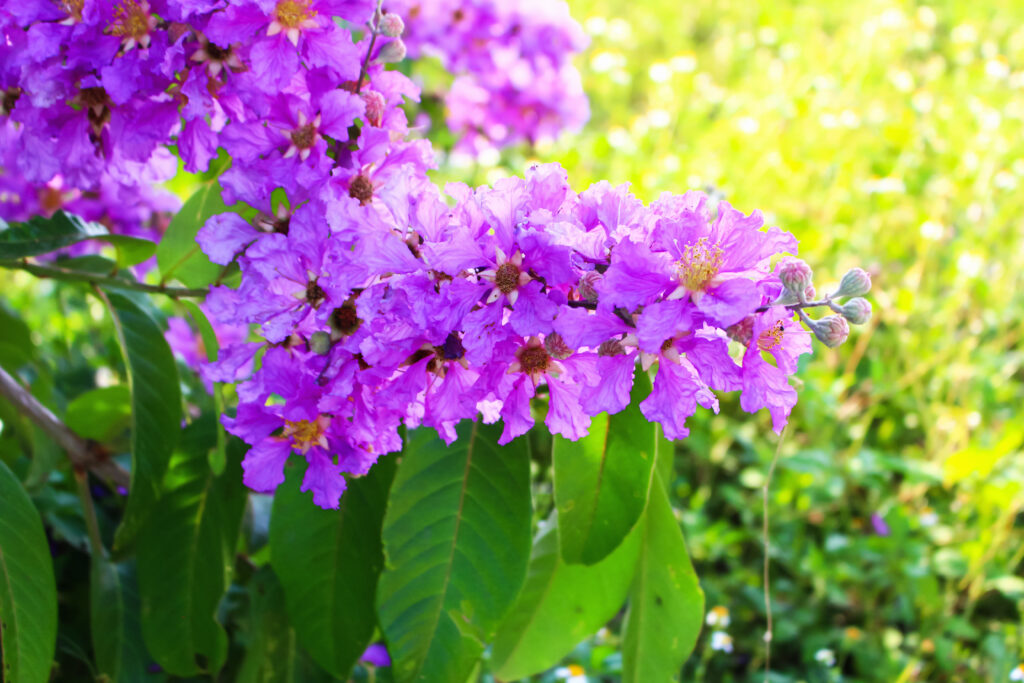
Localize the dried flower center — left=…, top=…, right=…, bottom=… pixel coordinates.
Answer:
left=290, top=123, right=317, bottom=150
left=348, top=175, right=374, bottom=205
left=110, top=0, right=152, bottom=41
left=331, top=303, right=361, bottom=335
left=306, top=280, right=326, bottom=307
left=517, top=345, right=551, bottom=375
left=2, top=87, right=21, bottom=116
left=275, top=0, right=316, bottom=28
left=204, top=42, right=230, bottom=61
left=757, top=321, right=785, bottom=351
left=495, top=262, right=521, bottom=294
left=677, top=237, right=724, bottom=291
left=79, top=86, right=110, bottom=110
left=283, top=418, right=326, bottom=452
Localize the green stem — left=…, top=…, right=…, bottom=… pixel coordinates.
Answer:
left=0, top=259, right=207, bottom=298
left=74, top=470, right=106, bottom=560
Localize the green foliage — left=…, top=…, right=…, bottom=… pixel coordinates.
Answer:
left=269, top=456, right=395, bottom=679
left=553, top=372, right=656, bottom=565
left=490, top=512, right=641, bottom=680
left=376, top=423, right=534, bottom=683
left=621, top=470, right=704, bottom=683
left=156, top=182, right=229, bottom=288
left=0, top=460, right=57, bottom=683
left=102, top=289, right=182, bottom=551
left=136, top=417, right=246, bottom=676
left=0, top=211, right=154, bottom=266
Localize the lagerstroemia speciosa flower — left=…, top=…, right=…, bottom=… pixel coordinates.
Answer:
left=0, top=0, right=858, bottom=509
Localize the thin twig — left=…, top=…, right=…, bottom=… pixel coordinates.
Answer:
left=74, top=469, right=106, bottom=559
left=353, top=0, right=385, bottom=94
left=0, top=259, right=208, bottom=298
left=0, top=364, right=131, bottom=489
left=763, top=424, right=787, bottom=681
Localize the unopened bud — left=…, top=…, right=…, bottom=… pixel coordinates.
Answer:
left=777, top=258, right=813, bottom=299
left=544, top=332, right=573, bottom=359
left=838, top=297, right=872, bottom=325
left=834, top=267, right=871, bottom=298
left=810, top=315, right=849, bottom=348
left=309, top=331, right=331, bottom=354
left=379, top=13, right=404, bottom=37
left=377, top=38, right=406, bottom=63
left=577, top=270, right=601, bottom=303
left=361, top=90, right=386, bottom=127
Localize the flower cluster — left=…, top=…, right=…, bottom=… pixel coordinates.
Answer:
left=201, top=161, right=836, bottom=507
left=1, top=0, right=872, bottom=510
left=386, top=0, right=589, bottom=153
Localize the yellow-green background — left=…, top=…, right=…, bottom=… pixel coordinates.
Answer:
left=442, top=1, right=1024, bottom=681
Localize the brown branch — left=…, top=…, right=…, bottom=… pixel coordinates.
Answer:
left=0, top=364, right=131, bottom=489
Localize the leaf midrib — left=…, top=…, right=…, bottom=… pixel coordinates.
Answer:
left=409, top=422, right=477, bottom=681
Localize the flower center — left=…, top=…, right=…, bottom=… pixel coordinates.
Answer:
left=517, top=345, right=551, bottom=376
left=283, top=417, right=327, bottom=452
left=757, top=320, right=785, bottom=351
left=495, top=262, right=521, bottom=294
left=306, top=280, right=326, bottom=307
left=330, top=302, right=361, bottom=335
left=275, top=0, right=316, bottom=28
left=677, top=237, right=724, bottom=291
left=349, top=175, right=374, bottom=205
left=109, top=0, right=153, bottom=43
left=62, top=0, right=84, bottom=22
left=290, top=123, right=317, bottom=150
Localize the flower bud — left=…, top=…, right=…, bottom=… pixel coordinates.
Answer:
left=810, top=315, right=849, bottom=348
left=309, top=330, right=331, bottom=355
left=834, top=267, right=871, bottom=298
left=377, top=38, right=406, bottom=64
left=777, top=258, right=813, bottom=299
left=361, top=90, right=386, bottom=127
left=379, top=13, right=404, bottom=37
left=544, top=332, right=573, bottom=359
left=838, top=297, right=872, bottom=325
left=577, top=270, right=600, bottom=303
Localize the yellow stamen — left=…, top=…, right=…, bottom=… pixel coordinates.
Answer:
left=757, top=321, right=785, bottom=351
left=109, top=0, right=152, bottom=43
left=283, top=417, right=327, bottom=452
left=275, top=0, right=317, bottom=28
left=677, top=237, right=723, bottom=291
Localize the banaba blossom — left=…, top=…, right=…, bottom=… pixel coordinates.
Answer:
left=1, top=0, right=864, bottom=510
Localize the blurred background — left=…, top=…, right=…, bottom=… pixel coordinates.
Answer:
left=436, top=1, right=1023, bottom=681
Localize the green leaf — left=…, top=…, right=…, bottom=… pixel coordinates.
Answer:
left=269, top=455, right=396, bottom=679
left=64, top=386, right=132, bottom=444
left=376, top=423, right=533, bottom=683
left=237, top=568, right=334, bottom=683
left=102, top=289, right=182, bottom=551
left=620, top=472, right=704, bottom=683
left=91, top=559, right=161, bottom=682
left=490, top=511, right=641, bottom=681
left=553, top=371, right=656, bottom=565
left=136, top=418, right=246, bottom=677
left=0, top=460, right=57, bottom=683
left=156, top=183, right=228, bottom=288
left=0, top=211, right=154, bottom=265
left=178, top=300, right=226, bottom=474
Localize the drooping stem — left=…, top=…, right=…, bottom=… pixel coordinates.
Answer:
left=0, top=363, right=131, bottom=488
left=0, top=259, right=207, bottom=299
left=762, top=425, right=787, bottom=681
